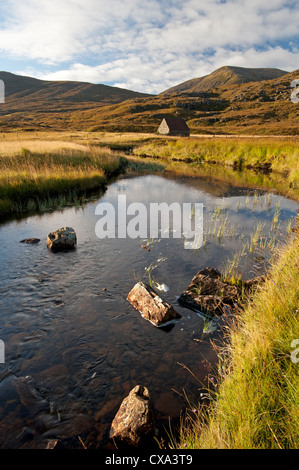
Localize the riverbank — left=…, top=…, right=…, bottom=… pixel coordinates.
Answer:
left=176, top=227, right=299, bottom=449
left=0, top=146, right=128, bottom=218
left=1, top=133, right=298, bottom=218
left=133, top=136, right=299, bottom=200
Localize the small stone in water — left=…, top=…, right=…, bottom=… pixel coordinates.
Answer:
left=20, top=238, right=40, bottom=244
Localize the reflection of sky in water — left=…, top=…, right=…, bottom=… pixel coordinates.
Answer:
left=94, top=175, right=298, bottom=248
left=0, top=174, right=298, bottom=448
left=0, top=174, right=298, bottom=300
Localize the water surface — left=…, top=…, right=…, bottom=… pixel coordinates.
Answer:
left=0, top=174, right=297, bottom=448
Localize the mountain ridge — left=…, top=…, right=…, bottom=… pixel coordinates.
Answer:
left=161, top=66, right=289, bottom=95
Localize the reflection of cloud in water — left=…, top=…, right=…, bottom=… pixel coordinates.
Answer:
left=100, top=176, right=298, bottom=242
left=110, top=175, right=200, bottom=204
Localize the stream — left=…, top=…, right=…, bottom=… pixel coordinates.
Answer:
left=0, top=173, right=298, bottom=448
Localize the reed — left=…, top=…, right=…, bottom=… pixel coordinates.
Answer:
left=249, top=222, right=265, bottom=253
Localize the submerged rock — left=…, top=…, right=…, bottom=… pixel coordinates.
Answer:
left=178, top=268, right=238, bottom=316
left=178, top=267, right=265, bottom=317
left=47, top=227, right=77, bottom=252
left=127, top=281, right=181, bottom=327
left=110, top=385, right=155, bottom=447
left=20, top=238, right=40, bottom=244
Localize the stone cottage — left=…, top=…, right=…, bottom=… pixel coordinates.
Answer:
left=157, top=117, right=190, bottom=137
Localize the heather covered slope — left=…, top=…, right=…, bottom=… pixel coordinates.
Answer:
left=71, top=68, right=299, bottom=135
left=161, top=66, right=288, bottom=95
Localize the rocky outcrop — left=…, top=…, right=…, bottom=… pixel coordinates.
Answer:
left=127, top=281, right=181, bottom=327
left=47, top=227, right=77, bottom=252
left=178, top=267, right=265, bottom=316
left=110, top=385, right=155, bottom=447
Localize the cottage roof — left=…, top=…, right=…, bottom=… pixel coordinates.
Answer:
left=163, top=117, right=190, bottom=132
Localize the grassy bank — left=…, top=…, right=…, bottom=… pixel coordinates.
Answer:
left=0, top=146, right=128, bottom=217
left=177, top=230, right=299, bottom=449
left=133, top=137, right=299, bottom=199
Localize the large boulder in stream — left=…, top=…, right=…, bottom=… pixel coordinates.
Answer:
left=47, top=227, right=77, bottom=252
left=110, top=385, right=155, bottom=447
left=178, top=267, right=265, bottom=317
left=127, top=281, right=181, bottom=327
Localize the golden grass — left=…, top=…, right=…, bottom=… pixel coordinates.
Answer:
left=1, top=131, right=298, bottom=217
left=0, top=144, right=127, bottom=216
left=177, top=232, right=299, bottom=449
left=0, top=139, right=88, bottom=156
left=133, top=136, right=299, bottom=199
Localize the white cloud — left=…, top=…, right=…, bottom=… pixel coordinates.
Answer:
left=1, top=0, right=298, bottom=93
left=211, top=47, right=299, bottom=72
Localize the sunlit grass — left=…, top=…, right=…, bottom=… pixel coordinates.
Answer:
left=0, top=146, right=128, bottom=217
left=176, top=230, right=299, bottom=449
left=133, top=137, right=299, bottom=199
left=134, top=136, right=299, bottom=172
left=0, top=139, right=88, bottom=156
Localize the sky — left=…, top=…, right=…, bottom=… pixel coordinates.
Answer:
left=0, top=0, right=298, bottom=94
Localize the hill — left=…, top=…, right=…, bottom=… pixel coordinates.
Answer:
left=0, top=71, right=151, bottom=114
left=161, top=66, right=288, bottom=95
